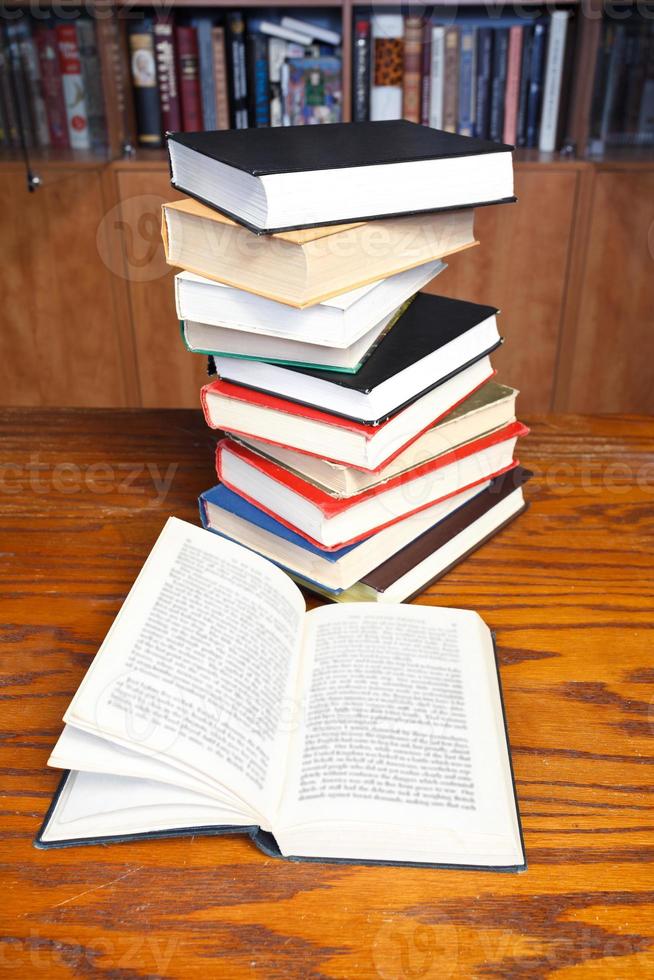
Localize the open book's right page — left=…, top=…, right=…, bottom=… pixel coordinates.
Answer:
left=274, top=604, right=525, bottom=868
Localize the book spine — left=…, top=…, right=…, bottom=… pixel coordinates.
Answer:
left=402, top=15, right=422, bottom=123
left=0, top=46, right=18, bottom=146
left=539, top=11, right=570, bottom=152
left=503, top=26, right=523, bottom=145
left=352, top=16, right=371, bottom=123
left=526, top=22, right=547, bottom=148
left=419, top=22, right=431, bottom=126
left=225, top=11, right=249, bottom=129
left=193, top=17, right=216, bottom=131
left=636, top=35, right=654, bottom=145
left=126, top=20, right=162, bottom=147
left=5, top=25, right=35, bottom=148
left=474, top=27, right=493, bottom=139
left=175, top=26, right=204, bottom=132
left=516, top=26, right=533, bottom=146
left=268, top=36, right=286, bottom=127
left=429, top=26, right=444, bottom=129
left=56, top=23, right=91, bottom=149
left=458, top=25, right=476, bottom=137
left=76, top=19, right=106, bottom=149
left=489, top=28, right=509, bottom=142
left=621, top=27, right=646, bottom=145
left=211, top=26, right=231, bottom=130
left=370, top=14, right=403, bottom=121
left=35, top=24, right=68, bottom=148
left=443, top=26, right=458, bottom=133
left=247, top=33, right=270, bottom=127
left=18, top=23, right=50, bottom=147
left=153, top=20, right=181, bottom=133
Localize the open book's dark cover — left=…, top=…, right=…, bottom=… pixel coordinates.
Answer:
left=34, top=639, right=526, bottom=872
left=364, top=466, right=532, bottom=594
left=168, top=121, right=513, bottom=176
left=167, top=122, right=516, bottom=234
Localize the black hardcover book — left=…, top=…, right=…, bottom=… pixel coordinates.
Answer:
left=489, top=28, right=509, bottom=142
left=167, top=120, right=516, bottom=234
left=35, top=518, right=526, bottom=871
left=526, top=21, right=547, bottom=148
left=475, top=27, right=493, bottom=139
left=127, top=18, right=163, bottom=147
left=214, top=292, right=503, bottom=425
left=516, top=25, right=533, bottom=146
left=225, top=11, right=248, bottom=129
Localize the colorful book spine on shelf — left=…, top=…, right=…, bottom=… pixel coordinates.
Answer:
left=211, top=26, right=231, bottom=130
left=153, top=19, right=181, bottom=132
left=175, top=25, right=203, bottom=132
left=503, top=26, right=523, bottom=145
left=402, top=15, right=423, bottom=124
left=443, top=26, right=459, bottom=133
left=489, top=27, right=509, bottom=143
left=526, top=21, right=547, bottom=147
left=458, top=25, right=476, bottom=137
left=192, top=17, right=217, bottom=131
left=352, top=15, right=371, bottom=123
left=516, top=26, right=533, bottom=146
left=539, top=11, right=570, bottom=151
left=474, top=27, right=493, bottom=139
left=429, top=26, right=445, bottom=129
left=35, top=21, right=68, bottom=148
left=226, top=11, right=248, bottom=129
left=56, top=22, right=91, bottom=149
left=247, top=32, right=270, bottom=127
left=76, top=18, right=106, bottom=150
left=370, top=14, right=403, bottom=121
left=420, top=22, right=431, bottom=126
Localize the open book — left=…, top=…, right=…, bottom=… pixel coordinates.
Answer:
left=37, top=518, right=526, bottom=870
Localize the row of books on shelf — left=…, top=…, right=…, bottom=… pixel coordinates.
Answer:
left=127, top=11, right=342, bottom=143
left=354, top=12, right=574, bottom=151
left=1, top=10, right=653, bottom=155
left=0, top=18, right=106, bottom=150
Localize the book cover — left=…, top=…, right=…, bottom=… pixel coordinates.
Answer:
left=175, top=25, right=203, bottom=131
left=503, top=26, right=524, bottom=146
left=56, top=22, right=91, bottom=149
left=192, top=17, right=216, bottom=130
left=474, top=27, right=493, bottom=139
left=225, top=11, right=248, bottom=129
left=126, top=18, right=162, bottom=146
left=282, top=56, right=341, bottom=125
left=370, top=14, right=403, bottom=121
left=211, top=26, right=230, bottom=130
left=458, top=25, right=477, bottom=137
left=443, top=26, right=459, bottom=132
left=539, top=11, right=570, bottom=152
left=490, top=28, right=509, bottom=143
left=35, top=22, right=68, bottom=148
left=352, top=16, right=371, bottom=123
left=402, top=15, right=423, bottom=124
left=76, top=18, right=106, bottom=149
left=153, top=18, right=181, bottom=132
left=247, top=32, right=271, bottom=127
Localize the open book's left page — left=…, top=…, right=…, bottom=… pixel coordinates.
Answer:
left=59, top=517, right=307, bottom=828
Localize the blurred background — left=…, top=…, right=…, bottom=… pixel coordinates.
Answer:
left=1, top=0, right=652, bottom=414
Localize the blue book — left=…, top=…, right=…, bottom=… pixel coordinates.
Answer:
left=458, top=26, right=477, bottom=137
left=192, top=17, right=217, bottom=130
left=247, top=33, right=271, bottom=127
left=475, top=28, right=494, bottom=139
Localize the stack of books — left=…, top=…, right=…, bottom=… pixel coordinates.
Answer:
left=162, top=120, right=530, bottom=603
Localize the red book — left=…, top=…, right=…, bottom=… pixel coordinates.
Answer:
left=215, top=421, right=528, bottom=550
left=503, top=26, right=524, bottom=146
left=175, top=26, right=203, bottom=131
left=201, top=362, right=496, bottom=474
left=55, top=23, right=90, bottom=149
left=154, top=19, right=181, bottom=132
left=35, top=24, right=68, bottom=147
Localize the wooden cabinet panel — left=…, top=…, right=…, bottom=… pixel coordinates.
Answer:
left=555, top=169, right=654, bottom=413
left=114, top=170, right=207, bottom=409
left=0, top=167, right=126, bottom=407
left=425, top=168, right=580, bottom=413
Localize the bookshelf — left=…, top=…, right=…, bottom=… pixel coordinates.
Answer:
left=0, top=1, right=652, bottom=414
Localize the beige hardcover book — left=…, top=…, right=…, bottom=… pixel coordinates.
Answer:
left=161, top=198, right=477, bottom=308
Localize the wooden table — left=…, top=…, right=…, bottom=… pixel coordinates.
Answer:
left=1, top=409, right=653, bottom=978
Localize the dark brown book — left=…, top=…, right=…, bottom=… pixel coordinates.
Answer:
left=443, top=26, right=459, bottom=133
left=357, top=466, right=531, bottom=599
left=402, top=16, right=423, bottom=123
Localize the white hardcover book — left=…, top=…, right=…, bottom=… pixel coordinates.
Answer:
left=280, top=16, right=341, bottom=47
left=538, top=11, right=570, bottom=152
left=429, top=26, right=445, bottom=129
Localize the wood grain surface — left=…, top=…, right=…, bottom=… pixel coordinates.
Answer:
left=0, top=409, right=653, bottom=979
